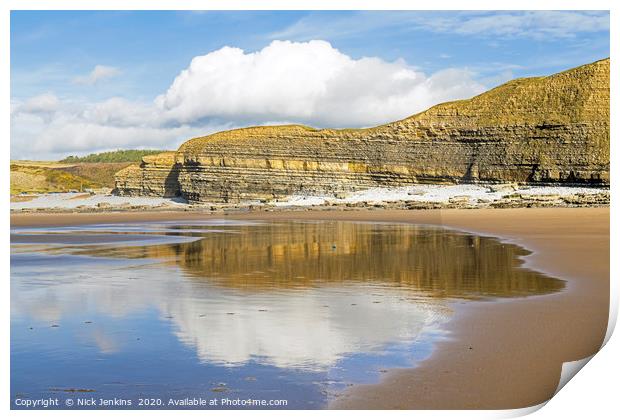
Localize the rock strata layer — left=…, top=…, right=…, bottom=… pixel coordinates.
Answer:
left=115, top=152, right=180, bottom=197
left=114, top=58, right=610, bottom=203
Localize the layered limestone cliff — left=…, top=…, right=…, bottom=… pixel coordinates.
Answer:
left=114, top=152, right=180, bottom=197
left=115, top=58, right=610, bottom=202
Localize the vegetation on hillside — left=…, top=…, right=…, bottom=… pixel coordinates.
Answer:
left=62, top=162, right=134, bottom=186
left=60, top=149, right=167, bottom=163
left=10, top=149, right=163, bottom=194
left=10, top=162, right=133, bottom=194
left=10, top=164, right=100, bottom=194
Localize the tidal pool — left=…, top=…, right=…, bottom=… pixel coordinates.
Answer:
left=10, top=220, right=564, bottom=409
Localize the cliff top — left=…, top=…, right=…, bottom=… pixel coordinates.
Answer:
left=391, top=57, right=609, bottom=127
left=142, top=152, right=177, bottom=166
left=177, top=57, right=609, bottom=154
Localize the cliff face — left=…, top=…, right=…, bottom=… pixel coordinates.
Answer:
left=114, top=152, right=180, bottom=197
left=115, top=58, right=610, bottom=202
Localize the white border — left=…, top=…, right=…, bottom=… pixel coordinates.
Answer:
left=2, top=2, right=616, bottom=420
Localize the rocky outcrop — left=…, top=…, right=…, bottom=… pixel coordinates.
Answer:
left=115, top=58, right=610, bottom=203
left=114, top=152, right=180, bottom=197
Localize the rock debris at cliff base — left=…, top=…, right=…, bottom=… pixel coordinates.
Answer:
left=11, top=184, right=610, bottom=213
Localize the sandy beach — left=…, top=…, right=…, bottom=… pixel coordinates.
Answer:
left=10, top=207, right=610, bottom=409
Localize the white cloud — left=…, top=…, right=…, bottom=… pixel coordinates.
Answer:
left=10, top=97, right=231, bottom=159
left=73, top=65, right=121, bottom=85
left=424, top=11, right=610, bottom=40
left=272, top=11, right=609, bottom=42
left=18, top=93, right=60, bottom=113
left=12, top=40, right=486, bottom=159
left=156, top=40, right=485, bottom=127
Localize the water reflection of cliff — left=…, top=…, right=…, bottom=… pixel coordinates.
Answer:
left=79, top=222, right=564, bottom=298
left=11, top=221, right=566, bottom=372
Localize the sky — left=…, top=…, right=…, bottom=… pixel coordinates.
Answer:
left=10, top=10, right=610, bottom=160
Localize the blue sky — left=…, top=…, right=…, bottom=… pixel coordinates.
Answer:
left=10, top=10, right=610, bottom=159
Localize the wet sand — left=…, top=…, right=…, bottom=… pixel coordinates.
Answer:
left=10, top=207, right=610, bottom=409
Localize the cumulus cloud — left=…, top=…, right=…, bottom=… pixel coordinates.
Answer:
left=73, top=65, right=121, bottom=85
left=10, top=97, right=231, bottom=159
left=156, top=40, right=485, bottom=127
left=12, top=40, right=487, bottom=159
